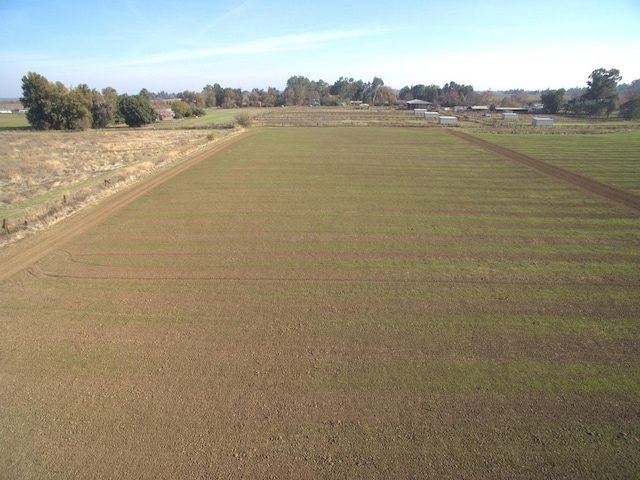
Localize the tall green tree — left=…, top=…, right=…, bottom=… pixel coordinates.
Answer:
left=329, top=77, right=364, bottom=102
left=212, top=83, right=225, bottom=108
left=376, top=86, right=397, bottom=105
left=262, top=87, right=279, bottom=107
left=617, top=79, right=640, bottom=97
left=20, top=72, right=102, bottom=130
left=65, top=84, right=93, bottom=130
left=570, top=68, right=622, bottom=116
left=619, top=95, right=640, bottom=119
left=20, top=72, right=57, bottom=130
left=102, top=87, right=122, bottom=124
left=91, top=90, right=113, bottom=128
left=584, top=68, right=621, bottom=101
left=202, top=85, right=217, bottom=108
left=285, top=76, right=311, bottom=105
left=181, top=90, right=204, bottom=109
left=363, top=77, right=385, bottom=104
left=398, top=86, right=412, bottom=101
left=441, top=81, right=473, bottom=106
left=47, top=81, right=70, bottom=129
left=117, top=94, right=157, bottom=127
left=221, top=88, right=242, bottom=108
left=540, top=88, right=566, bottom=114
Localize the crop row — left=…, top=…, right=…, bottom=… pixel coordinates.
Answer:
left=477, top=131, right=640, bottom=193
left=2, top=127, right=638, bottom=478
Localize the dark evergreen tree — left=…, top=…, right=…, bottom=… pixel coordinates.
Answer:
left=540, top=88, right=566, bottom=114
left=619, top=95, right=640, bottom=119
left=117, top=94, right=157, bottom=127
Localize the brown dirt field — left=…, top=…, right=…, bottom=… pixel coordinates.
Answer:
left=1, top=128, right=638, bottom=479
left=447, top=130, right=640, bottom=213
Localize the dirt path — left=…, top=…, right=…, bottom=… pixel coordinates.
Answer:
left=0, top=131, right=252, bottom=282
left=448, top=129, right=640, bottom=213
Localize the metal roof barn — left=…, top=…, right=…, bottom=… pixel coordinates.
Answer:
left=406, top=99, right=432, bottom=110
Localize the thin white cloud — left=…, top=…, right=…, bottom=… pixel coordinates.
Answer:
left=215, top=0, right=259, bottom=24
left=130, top=27, right=388, bottom=66
left=194, top=0, right=260, bottom=38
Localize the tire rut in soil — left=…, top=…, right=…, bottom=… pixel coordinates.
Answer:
left=447, top=129, right=640, bottom=213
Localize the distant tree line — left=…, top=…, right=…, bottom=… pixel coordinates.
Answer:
left=538, top=69, right=640, bottom=119
left=169, top=77, right=399, bottom=109
left=20, top=72, right=157, bottom=130
left=397, top=81, right=478, bottom=107
left=19, top=68, right=640, bottom=130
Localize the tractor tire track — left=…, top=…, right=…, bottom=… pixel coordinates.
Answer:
left=447, top=129, right=640, bottom=213
left=0, top=131, right=253, bottom=282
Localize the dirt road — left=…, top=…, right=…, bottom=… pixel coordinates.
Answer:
left=0, top=131, right=252, bottom=282
left=448, top=129, right=640, bottom=213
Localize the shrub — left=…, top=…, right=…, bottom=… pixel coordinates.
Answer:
left=235, top=112, right=252, bottom=128
left=619, top=96, right=640, bottom=120
left=171, top=100, right=192, bottom=119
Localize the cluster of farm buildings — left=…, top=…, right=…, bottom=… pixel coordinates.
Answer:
left=405, top=99, right=553, bottom=126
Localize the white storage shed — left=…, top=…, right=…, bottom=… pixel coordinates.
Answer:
left=502, top=112, right=519, bottom=120
left=532, top=117, right=553, bottom=126
left=414, top=108, right=427, bottom=116
left=424, top=112, right=439, bottom=120
left=438, top=116, right=458, bottom=125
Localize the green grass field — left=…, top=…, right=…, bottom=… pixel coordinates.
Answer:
left=477, top=131, right=640, bottom=193
left=1, top=127, right=639, bottom=478
left=151, top=107, right=265, bottom=129
left=0, top=112, right=29, bottom=129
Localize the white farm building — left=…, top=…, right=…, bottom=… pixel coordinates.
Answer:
left=438, top=116, right=458, bottom=125
left=424, top=112, right=439, bottom=120
left=406, top=99, right=432, bottom=110
left=501, top=112, right=519, bottom=120
left=532, top=117, right=553, bottom=126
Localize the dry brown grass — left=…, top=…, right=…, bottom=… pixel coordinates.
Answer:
left=1, top=129, right=200, bottom=204
left=0, top=128, right=233, bottom=247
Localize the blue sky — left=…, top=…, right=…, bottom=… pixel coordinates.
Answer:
left=1, top=0, right=639, bottom=97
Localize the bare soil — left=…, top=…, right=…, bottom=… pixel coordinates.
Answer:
left=1, top=128, right=638, bottom=479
